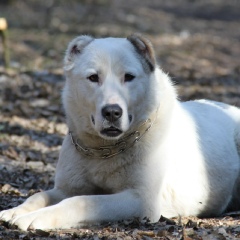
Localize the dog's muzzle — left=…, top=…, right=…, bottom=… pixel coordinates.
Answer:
left=100, top=104, right=123, bottom=137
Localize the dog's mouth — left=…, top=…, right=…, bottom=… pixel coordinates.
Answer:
left=100, top=126, right=123, bottom=137
left=91, top=113, right=132, bottom=138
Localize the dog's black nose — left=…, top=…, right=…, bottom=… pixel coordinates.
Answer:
left=102, top=104, right=123, bottom=122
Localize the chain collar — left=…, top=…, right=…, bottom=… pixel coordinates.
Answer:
left=69, top=112, right=157, bottom=159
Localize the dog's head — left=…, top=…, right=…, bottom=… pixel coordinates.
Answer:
left=63, top=34, right=157, bottom=140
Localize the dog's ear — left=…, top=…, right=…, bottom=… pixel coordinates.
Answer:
left=64, top=35, right=94, bottom=71
left=127, top=33, right=156, bottom=72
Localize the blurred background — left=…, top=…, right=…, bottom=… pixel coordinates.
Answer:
left=0, top=0, right=240, bottom=102
left=0, top=0, right=240, bottom=221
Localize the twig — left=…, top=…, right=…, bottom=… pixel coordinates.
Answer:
left=0, top=18, right=10, bottom=69
left=222, top=211, right=240, bottom=217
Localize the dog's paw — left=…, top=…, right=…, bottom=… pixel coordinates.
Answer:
left=10, top=206, right=67, bottom=231
left=0, top=209, right=14, bottom=222
left=10, top=211, right=50, bottom=231
left=0, top=208, right=20, bottom=222
left=0, top=209, right=50, bottom=231
left=11, top=213, right=39, bottom=231
left=0, top=207, right=31, bottom=222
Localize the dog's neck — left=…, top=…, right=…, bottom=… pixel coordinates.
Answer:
left=68, top=110, right=158, bottom=159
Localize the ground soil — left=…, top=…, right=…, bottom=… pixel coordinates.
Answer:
left=0, top=0, right=240, bottom=239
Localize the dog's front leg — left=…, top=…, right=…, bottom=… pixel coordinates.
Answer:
left=11, top=189, right=143, bottom=231
left=0, top=188, right=66, bottom=222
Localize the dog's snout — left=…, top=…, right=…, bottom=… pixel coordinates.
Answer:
left=102, top=104, right=123, bottom=122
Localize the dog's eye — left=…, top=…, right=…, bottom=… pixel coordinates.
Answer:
left=125, top=73, right=135, bottom=82
left=87, top=74, right=99, bottom=83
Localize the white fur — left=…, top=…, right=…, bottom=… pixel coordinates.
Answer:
left=1, top=36, right=240, bottom=231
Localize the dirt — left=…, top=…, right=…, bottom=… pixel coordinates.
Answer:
left=0, top=0, right=240, bottom=239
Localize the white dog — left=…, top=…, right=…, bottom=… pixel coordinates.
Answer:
left=1, top=34, right=240, bottom=231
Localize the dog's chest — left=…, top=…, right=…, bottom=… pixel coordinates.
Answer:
left=86, top=157, right=137, bottom=192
